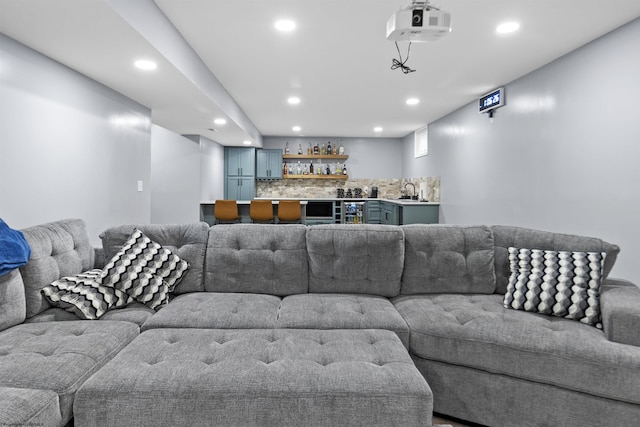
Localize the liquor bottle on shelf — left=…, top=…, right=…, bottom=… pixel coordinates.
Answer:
left=283, top=163, right=288, bottom=175
left=336, top=162, right=342, bottom=175
left=338, top=142, right=345, bottom=155
left=307, top=143, right=312, bottom=155
left=303, top=164, right=309, bottom=175
left=298, top=144, right=303, bottom=155
left=288, top=164, right=294, bottom=175
left=321, top=143, right=326, bottom=155
left=327, top=141, right=332, bottom=155
left=285, top=142, right=290, bottom=154
left=325, top=165, right=330, bottom=175
left=342, top=163, right=348, bottom=175
left=309, top=161, right=314, bottom=174
left=313, top=142, right=320, bottom=155
left=296, top=161, right=302, bottom=175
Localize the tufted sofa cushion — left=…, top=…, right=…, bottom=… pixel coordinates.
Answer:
left=141, top=293, right=411, bottom=345
left=0, top=320, right=139, bottom=423
left=141, top=292, right=282, bottom=331
left=74, top=328, right=432, bottom=427
left=400, top=224, right=496, bottom=295
left=205, top=224, right=308, bottom=295
left=393, top=294, right=640, bottom=405
left=306, top=224, right=404, bottom=297
left=100, top=222, right=209, bottom=294
left=0, top=270, right=26, bottom=332
left=277, top=294, right=410, bottom=347
left=491, top=225, right=620, bottom=294
left=19, top=219, right=94, bottom=318
left=0, top=386, right=61, bottom=427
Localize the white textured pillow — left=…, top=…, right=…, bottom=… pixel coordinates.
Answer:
left=503, top=247, right=605, bottom=328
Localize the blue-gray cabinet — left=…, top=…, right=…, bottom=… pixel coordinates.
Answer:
left=366, top=201, right=381, bottom=224
left=368, top=200, right=438, bottom=225
left=226, top=147, right=255, bottom=177
left=380, top=201, right=399, bottom=225
left=225, top=177, right=254, bottom=200
left=256, top=149, right=282, bottom=180
left=224, top=147, right=255, bottom=199
left=399, top=204, right=439, bottom=224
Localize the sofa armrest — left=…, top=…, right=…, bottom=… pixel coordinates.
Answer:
left=600, top=278, right=640, bottom=347
left=0, top=269, right=26, bottom=331
left=94, top=247, right=106, bottom=270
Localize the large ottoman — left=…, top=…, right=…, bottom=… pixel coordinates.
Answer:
left=0, top=387, right=61, bottom=427
left=74, top=328, right=433, bottom=426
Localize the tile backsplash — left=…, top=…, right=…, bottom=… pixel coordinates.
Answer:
left=256, top=176, right=440, bottom=202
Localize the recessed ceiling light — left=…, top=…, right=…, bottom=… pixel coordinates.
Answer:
left=287, top=96, right=301, bottom=105
left=406, top=98, right=420, bottom=106
left=292, top=125, right=301, bottom=132
left=213, top=118, right=227, bottom=125
left=496, top=22, right=520, bottom=34
left=275, top=19, right=296, bottom=32
left=134, top=59, right=157, bottom=70
left=243, top=140, right=252, bottom=145
left=374, top=127, right=383, bottom=132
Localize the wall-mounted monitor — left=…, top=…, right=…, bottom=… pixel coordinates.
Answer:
left=479, top=87, right=505, bottom=113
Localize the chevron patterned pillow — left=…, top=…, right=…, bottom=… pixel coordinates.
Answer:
left=42, top=269, right=132, bottom=319
left=100, top=229, right=189, bottom=310
left=125, top=268, right=171, bottom=310
left=503, top=247, right=605, bottom=328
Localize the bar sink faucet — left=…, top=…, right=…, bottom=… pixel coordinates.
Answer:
left=404, top=182, right=417, bottom=200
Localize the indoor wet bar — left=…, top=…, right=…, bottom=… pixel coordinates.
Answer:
left=2, top=1, right=639, bottom=426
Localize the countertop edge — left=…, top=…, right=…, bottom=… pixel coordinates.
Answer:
left=201, top=199, right=439, bottom=206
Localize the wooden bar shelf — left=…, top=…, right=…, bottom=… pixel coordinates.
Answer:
left=283, top=154, right=348, bottom=160
left=284, top=174, right=348, bottom=180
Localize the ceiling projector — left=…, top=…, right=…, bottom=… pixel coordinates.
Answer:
left=386, top=1, right=452, bottom=42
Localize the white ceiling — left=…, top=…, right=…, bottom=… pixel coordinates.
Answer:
left=1, top=0, right=639, bottom=146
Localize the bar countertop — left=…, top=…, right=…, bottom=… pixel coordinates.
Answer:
left=201, top=199, right=439, bottom=205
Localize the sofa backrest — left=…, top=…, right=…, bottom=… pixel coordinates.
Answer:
left=306, top=224, right=405, bottom=297
left=400, top=224, right=497, bottom=295
left=99, top=222, right=209, bottom=294
left=205, top=224, right=308, bottom=296
left=19, top=219, right=94, bottom=318
left=491, top=225, right=620, bottom=295
left=0, top=270, right=26, bottom=331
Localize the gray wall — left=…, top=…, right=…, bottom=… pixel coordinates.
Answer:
left=199, top=135, right=225, bottom=201
left=403, top=18, right=640, bottom=283
left=0, top=33, right=152, bottom=244
left=263, top=136, right=404, bottom=179
left=150, top=125, right=201, bottom=224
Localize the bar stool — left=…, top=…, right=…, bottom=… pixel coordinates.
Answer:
left=249, top=200, right=275, bottom=223
left=277, top=200, right=302, bottom=224
left=213, top=200, right=240, bottom=224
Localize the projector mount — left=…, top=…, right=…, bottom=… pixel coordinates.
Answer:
left=409, top=1, right=440, bottom=12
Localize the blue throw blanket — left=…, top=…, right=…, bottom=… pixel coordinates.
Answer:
left=0, top=218, right=31, bottom=277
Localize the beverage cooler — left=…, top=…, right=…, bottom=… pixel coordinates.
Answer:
left=342, top=201, right=366, bottom=224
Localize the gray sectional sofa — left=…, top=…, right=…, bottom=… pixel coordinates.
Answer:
left=1, top=218, right=639, bottom=426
